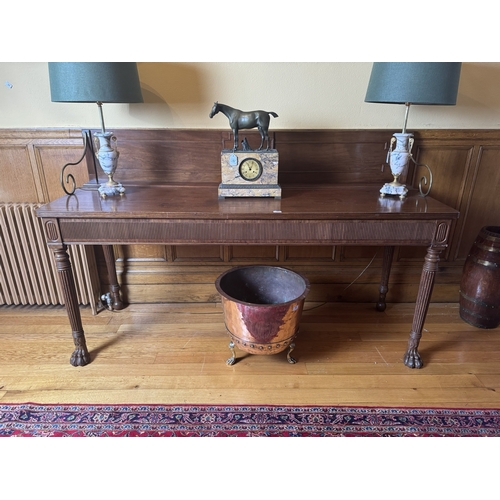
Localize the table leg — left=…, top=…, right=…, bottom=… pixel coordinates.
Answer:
left=377, top=246, right=395, bottom=312
left=404, top=246, right=442, bottom=369
left=102, top=245, right=125, bottom=310
left=52, top=245, right=90, bottom=366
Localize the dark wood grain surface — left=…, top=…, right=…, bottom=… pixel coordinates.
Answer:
left=37, top=185, right=459, bottom=220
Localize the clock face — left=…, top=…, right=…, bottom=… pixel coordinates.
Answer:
left=239, top=158, right=262, bottom=181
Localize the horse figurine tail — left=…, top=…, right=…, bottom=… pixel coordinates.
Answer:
left=269, top=112, right=278, bottom=118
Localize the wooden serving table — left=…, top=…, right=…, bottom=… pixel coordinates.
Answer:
left=36, top=184, right=459, bottom=369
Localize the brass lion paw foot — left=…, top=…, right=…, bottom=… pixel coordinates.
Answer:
left=226, top=341, right=236, bottom=366
left=287, top=343, right=297, bottom=364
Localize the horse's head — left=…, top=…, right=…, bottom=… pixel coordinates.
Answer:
left=209, top=101, right=219, bottom=119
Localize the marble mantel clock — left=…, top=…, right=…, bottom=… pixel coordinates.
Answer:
left=218, top=150, right=281, bottom=199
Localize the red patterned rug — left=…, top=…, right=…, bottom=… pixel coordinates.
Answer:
left=1, top=403, right=500, bottom=436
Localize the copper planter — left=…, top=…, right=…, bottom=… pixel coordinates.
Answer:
left=216, top=266, right=310, bottom=365
left=459, top=226, right=500, bottom=329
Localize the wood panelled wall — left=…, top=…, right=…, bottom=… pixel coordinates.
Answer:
left=1, top=128, right=499, bottom=305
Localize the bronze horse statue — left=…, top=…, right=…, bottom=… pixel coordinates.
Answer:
left=209, top=102, right=278, bottom=151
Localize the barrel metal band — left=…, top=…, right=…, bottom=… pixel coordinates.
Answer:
left=471, top=256, right=499, bottom=268
left=476, top=242, right=500, bottom=253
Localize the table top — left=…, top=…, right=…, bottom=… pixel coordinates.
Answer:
left=37, top=184, right=459, bottom=222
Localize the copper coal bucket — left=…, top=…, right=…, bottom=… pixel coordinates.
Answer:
left=215, top=266, right=310, bottom=365
left=459, top=226, right=500, bottom=329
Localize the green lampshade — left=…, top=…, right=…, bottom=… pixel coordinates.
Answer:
left=48, top=62, right=143, bottom=103
left=365, top=62, right=462, bottom=105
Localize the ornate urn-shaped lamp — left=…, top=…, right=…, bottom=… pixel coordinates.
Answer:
left=93, top=130, right=121, bottom=196
left=48, top=62, right=143, bottom=197
left=365, top=62, right=462, bottom=198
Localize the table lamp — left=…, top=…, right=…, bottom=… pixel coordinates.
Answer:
left=48, top=62, right=143, bottom=197
left=365, top=62, right=461, bottom=198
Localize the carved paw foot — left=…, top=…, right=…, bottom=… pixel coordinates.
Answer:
left=70, top=348, right=90, bottom=367
left=404, top=348, right=423, bottom=369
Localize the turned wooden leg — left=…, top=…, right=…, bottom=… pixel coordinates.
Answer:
left=102, top=245, right=125, bottom=310
left=404, top=246, right=442, bottom=369
left=377, top=246, right=395, bottom=312
left=53, top=245, right=90, bottom=366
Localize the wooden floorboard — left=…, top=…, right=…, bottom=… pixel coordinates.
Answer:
left=1, top=301, right=500, bottom=407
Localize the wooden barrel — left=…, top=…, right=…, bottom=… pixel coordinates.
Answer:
left=459, top=226, right=500, bottom=329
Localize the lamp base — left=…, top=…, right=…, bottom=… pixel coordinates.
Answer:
left=81, top=180, right=101, bottom=191
left=99, top=181, right=125, bottom=198
left=380, top=182, right=408, bottom=199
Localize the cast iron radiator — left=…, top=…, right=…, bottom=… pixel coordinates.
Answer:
left=0, top=202, right=101, bottom=314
